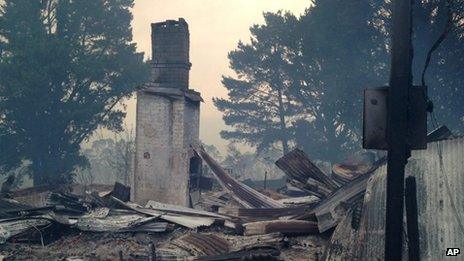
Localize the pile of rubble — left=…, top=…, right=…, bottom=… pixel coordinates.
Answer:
left=0, top=144, right=386, bottom=260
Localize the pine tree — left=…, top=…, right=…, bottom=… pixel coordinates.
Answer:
left=214, top=12, right=302, bottom=155
left=0, top=0, right=149, bottom=185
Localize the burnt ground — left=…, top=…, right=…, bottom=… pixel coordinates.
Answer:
left=0, top=227, right=328, bottom=260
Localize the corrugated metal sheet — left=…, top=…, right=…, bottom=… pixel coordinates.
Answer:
left=323, top=208, right=360, bottom=260
left=172, top=233, right=230, bottom=256
left=357, top=138, right=464, bottom=260
left=194, top=146, right=283, bottom=209
left=275, top=149, right=339, bottom=190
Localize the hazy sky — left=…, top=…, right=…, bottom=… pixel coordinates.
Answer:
left=126, top=0, right=310, bottom=153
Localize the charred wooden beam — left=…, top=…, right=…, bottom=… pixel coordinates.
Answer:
left=218, top=207, right=307, bottom=220
left=244, top=220, right=319, bottom=236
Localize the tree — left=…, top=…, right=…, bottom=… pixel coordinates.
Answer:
left=221, top=144, right=283, bottom=181
left=292, top=0, right=389, bottom=162
left=294, top=0, right=464, bottom=161
left=214, top=12, right=302, bottom=155
left=0, top=0, right=149, bottom=186
left=201, top=142, right=223, bottom=162
left=77, top=129, right=134, bottom=185
left=215, top=7, right=388, bottom=161
left=218, top=0, right=464, bottom=163
left=409, top=0, right=464, bottom=132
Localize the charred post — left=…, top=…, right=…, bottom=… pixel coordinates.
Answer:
left=385, top=0, right=413, bottom=260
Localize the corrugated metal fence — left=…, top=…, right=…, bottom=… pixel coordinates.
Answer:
left=359, top=138, right=464, bottom=260
left=324, top=138, right=464, bottom=260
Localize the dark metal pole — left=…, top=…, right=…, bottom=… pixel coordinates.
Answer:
left=264, top=171, right=268, bottom=190
left=385, top=0, right=413, bottom=260
left=149, top=243, right=156, bottom=261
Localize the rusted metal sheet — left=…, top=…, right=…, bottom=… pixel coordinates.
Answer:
left=193, top=146, right=283, bottom=209
left=275, top=149, right=339, bottom=190
left=358, top=138, right=464, bottom=260
left=173, top=233, right=230, bottom=256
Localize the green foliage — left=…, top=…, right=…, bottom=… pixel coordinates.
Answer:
left=217, top=0, right=464, bottom=162
left=214, top=12, right=302, bottom=155
left=0, top=0, right=150, bottom=185
left=293, top=0, right=389, bottom=161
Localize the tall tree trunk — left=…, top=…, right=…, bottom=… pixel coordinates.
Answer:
left=32, top=157, right=48, bottom=186
left=277, top=89, right=289, bottom=155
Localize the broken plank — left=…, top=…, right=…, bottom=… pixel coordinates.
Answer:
left=243, top=220, right=319, bottom=236
left=218, top=207, right=306, bottom=220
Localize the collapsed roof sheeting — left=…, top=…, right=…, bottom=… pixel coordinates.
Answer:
left=0, top=198, right=53, bottom=218
left=0, top=217, right=52, bottom=244
left=275, top=149, right=339, bottom=190
left=76, top=213, right=160, bottom=232
left=172, top=233, right=230, bottom=256
left=193, top=145, right=284, bottom=209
